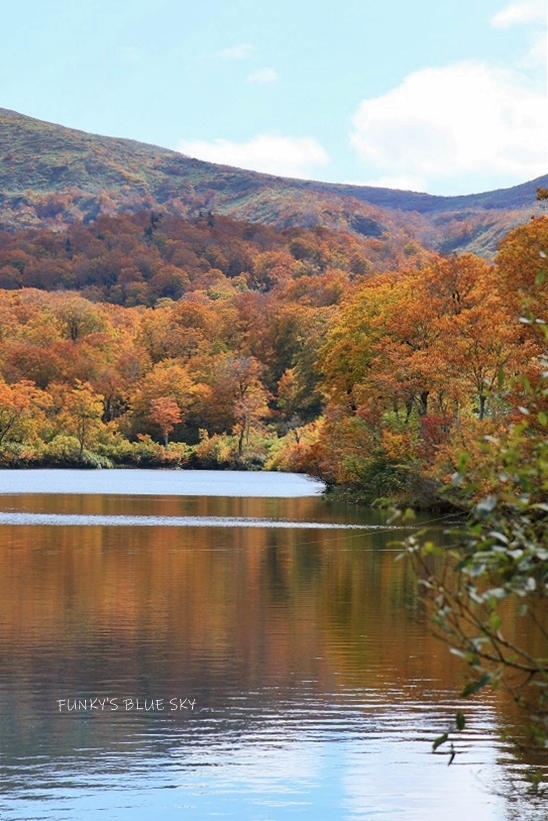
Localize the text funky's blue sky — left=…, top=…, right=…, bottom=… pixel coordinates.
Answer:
left=2, top=0, right=547, bottom=194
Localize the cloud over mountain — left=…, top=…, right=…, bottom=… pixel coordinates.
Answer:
left=177, top=134, right=330, bottom=179
left=350, top=0, right=547, bottom=195
left=350, top=61, right=547, bottom=195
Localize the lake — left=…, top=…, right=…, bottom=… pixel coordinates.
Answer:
left=0, top=470, right=544, bottom=820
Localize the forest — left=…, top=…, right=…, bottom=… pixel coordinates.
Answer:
left=0, top=208, right=546, bottom=509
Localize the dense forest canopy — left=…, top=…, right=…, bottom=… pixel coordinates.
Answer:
left=0, top=207, right=546, bottom=509
left=0, top=210, right=419, bottom=303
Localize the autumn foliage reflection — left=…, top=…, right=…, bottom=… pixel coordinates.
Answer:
left=0, top=494, right=463, bottom=696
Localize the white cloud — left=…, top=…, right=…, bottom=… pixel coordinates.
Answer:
left=350, top=61, right=548, bottom=194
left=177, top=134, right=330, bottom=178
left=519, top=28, right=548, bottom=68
left=246, top=67, right=279, bottom=84
left=492, top=0, right=548, bottom=67
left=357, top=174, right=426, bottom=192
left=491, top=0, right=547, bottom=28
left=216, top=43, right=256, bottom=60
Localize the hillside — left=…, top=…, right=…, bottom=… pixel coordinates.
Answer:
left=0, top=108, right=545, bottom=256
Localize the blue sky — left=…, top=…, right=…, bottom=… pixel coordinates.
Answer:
left=2, top=0, right=546, bottom=194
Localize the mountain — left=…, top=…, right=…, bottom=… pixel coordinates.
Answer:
left=0, top=107, right=545, bottom=257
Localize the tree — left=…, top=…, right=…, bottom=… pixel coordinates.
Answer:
left=59, top=381, right=105, bottom=458
left=54, top=295, right=105, bottom=342
left=150, top=396, right=182, bottom=447
left=128, top=360, right=201, bottom=441
left=210, top=355, right=270, bottom=458
left=229, top=356, right=270, bottom=458
left=0, top=379, right=45, bottom=447
left=496, top=217, right=548, bottom=317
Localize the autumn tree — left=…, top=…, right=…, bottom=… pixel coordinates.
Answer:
left=59, top=381, right=105, bottom=458
left=150, top=396, right=182, bottom=447
left=128, top=360, right=206, bottom=443
left=496, top=217, right=548, bottom=318
left=214, top=355, right=270, bottom=458
left=54, top=295, right=105, bottom=342
left=0, top=379, right=46, bottom=448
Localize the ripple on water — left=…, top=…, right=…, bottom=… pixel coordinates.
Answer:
left=0, top=511, right=405, bottom=529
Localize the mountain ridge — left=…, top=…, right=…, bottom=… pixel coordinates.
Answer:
left=0, top=107, right=545, bottom=255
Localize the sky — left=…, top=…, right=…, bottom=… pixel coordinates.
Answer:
left=1, top=0, right=547, bottom=195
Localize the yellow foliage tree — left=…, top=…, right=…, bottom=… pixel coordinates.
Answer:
left=59, top=381, right=105, bottom=458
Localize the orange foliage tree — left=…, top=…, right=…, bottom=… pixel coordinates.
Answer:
left=150, top=396, right=182, bottom=447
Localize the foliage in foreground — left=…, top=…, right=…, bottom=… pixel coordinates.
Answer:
left=400, top=315, right=548, bottom=757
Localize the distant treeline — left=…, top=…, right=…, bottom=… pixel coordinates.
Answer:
left=0, top=210, right=425, bottom=305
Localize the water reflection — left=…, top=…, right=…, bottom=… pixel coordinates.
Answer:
left=0, top=468, right=325, bottom=497
left=0, top=485, right=543, bottom=820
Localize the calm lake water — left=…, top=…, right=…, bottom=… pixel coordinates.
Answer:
left=0, top=470, right=545, bottom=820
